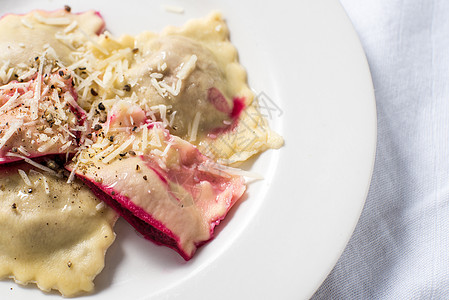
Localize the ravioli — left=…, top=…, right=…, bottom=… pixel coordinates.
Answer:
left=73, top=12, right=282, bottom=164
left=0, top=68, right=85, bottom=164
left=130, top=12, right=283, bottom=162
left=68, top=102, right=245, bottom=260
left=0, top=9, right=104, bottom=83
left=0, top=163, right=117, bottom=296
left=126, top=34, right=235, bottom=138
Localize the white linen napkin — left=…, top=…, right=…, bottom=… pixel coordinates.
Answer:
left=312, top=0, right=449, bottom=298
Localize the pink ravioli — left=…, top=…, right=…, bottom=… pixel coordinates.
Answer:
left=67, top=105, right=246, bottom=259
left=0, top=69, right=86, bottom=164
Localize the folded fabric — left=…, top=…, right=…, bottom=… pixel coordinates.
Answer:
left=312, top=0, right=449, bottom=298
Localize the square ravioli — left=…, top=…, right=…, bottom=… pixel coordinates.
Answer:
left=68, top=102, right=245, bottom=260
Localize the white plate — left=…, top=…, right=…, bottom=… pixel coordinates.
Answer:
left=0, top=0, right=376, bottom=299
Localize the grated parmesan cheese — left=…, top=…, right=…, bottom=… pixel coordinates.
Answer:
left=67, top=57, right=88, bottom=71
left=189, top=111, right=201, bottom=142
left=54, top=32, right=77, bottom=50
left=6, top=153, right=61, bottom=178
left=0, top=90, right=20, bottom=113
left=151, top=77, right=167, bottom=98
left=0, top=61, right=9, bottom=83
left=21, top=18, right=34, bottom=29
left=0, top=82, right=29, bottom=90
left=174, top=78, right=182, bottom=96
left=18, top=169, right=33, bottom=187
left=116, top=60, right=125, bottom=83
left=103, top=64, right=113, bottom=86
left=95, top=201, right=105, bottom=211
left=149, top=130, right=162, bottom=147
left=102, top=135, right=136, bottom=163
left=162, top=5, right=185, bottom=14
left=67, top=159, right=80, bottom=184
left=52, top=89, right=68, bottom=121
left=150, top=72, right=164, bottom=79
left=159, top=80, right=178, bottom=97
left=64, top=20, right=78, bottom=34
left=4, top=67, right=14, bottom=83
left=64, top=91, right=86, bottom=115
left=112, top=88, right=125, bottom=97
left=42, top=175, right=50, bottom=194
left=60, top=141, right=72, bottom=152
left=29, top=169, right=51, bottom=194
left=176, top=55, right=197, bottom=80
left=44, top=127, right=54, bottom=134
left=17, top=68, right=36, bottom=81
left=154, top=104, right=170, bottom=127
left=0, top=121, right=23, bottom=149
left=38, top=133, right=50, bottom=142
left=33, top=13, right=71, bottom=25
left=169, top=111, right=177, bottom=127
left=31, top=55, right=46, bottom=120
left=92, top=137, right=111, bottom=149
left=77, top=27, right=109, bottom=55
left=18, top=146, right=30, bottom=156
left=161, top=141, right=172, bottom=157
left=75, top=70, right=102, bottom=92
left=142, top=126, right=149, bottom=151
left=94, top=144, right=115, bottom=160
left=58, top=125, right=76, bottom=138
left=37, top=136, right=58, bottom=152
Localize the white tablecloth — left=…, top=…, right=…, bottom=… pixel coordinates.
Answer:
left=312, top=0, right=449, bottom=298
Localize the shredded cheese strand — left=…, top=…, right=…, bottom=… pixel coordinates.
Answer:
left=18, top=169, right=32, bottom=186
left=0, top=90, right=20, bottom=113
left=189, top=111, right=201, bottom=142
left=67, top=159, right=80, bottom=184
left=0, top=121, right=23, bottom=149
left=33, top=12, right=71, bottom=25
left=176, top=55, right=197, bottom=80
left=6, top=153, right=61, bottom=177
left=64, top=20, right=78, bottom=33
left=102, top=135, right=135, bottom=164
